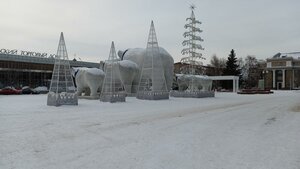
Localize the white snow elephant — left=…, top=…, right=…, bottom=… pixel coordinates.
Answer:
left=72, top=67, right=105, bottom=97
left=117, top=47, right=174, bottom=93
left=176, top=74, right=213, bottom=91
left=99, top=60, right=139, bottom=94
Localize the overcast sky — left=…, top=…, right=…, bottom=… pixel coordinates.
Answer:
left=0, top=0, right=299, bottom=64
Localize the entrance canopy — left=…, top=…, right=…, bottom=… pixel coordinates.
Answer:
left=209, top=76, right=239, bottom=92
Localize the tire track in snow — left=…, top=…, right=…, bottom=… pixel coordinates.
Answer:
left=90, top=98, right=264, bottom=133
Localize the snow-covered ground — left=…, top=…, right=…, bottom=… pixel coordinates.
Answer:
left=1, top=91, right=300, bottom=169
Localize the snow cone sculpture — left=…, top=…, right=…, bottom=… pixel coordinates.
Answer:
left=100, top=41, right=126, bottom=103
left=136, top=21, right=169, bottom=100
left=47, top=32, right=78, bottom=106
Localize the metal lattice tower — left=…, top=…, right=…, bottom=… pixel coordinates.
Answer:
left=181, top=5, right=205, bottom=91
left=136, top=21, right=169, bottom=100
left=47, top=32, right=78, bottom=106
left=100, top=41, right=126, bottom=103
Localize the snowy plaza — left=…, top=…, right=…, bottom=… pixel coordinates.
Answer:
left=1, top=0, right=300, bottom=169
left=1, top=91, right=300, bottom=169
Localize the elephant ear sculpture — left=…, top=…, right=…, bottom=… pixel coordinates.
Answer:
left=117, top=47, right=174, bottom=93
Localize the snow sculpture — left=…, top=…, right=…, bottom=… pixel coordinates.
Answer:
left=173, top=74, right=214, bottom=98
left=100, top=60, right=139, bottom=95
left=170, top=5, right=214, bottom=98
left=136, top=21, right=169, bottom=100
left=100, top=41, right=126, bottom=103
left=47, top=32, right=78, bottom=106
left=72, top=67, right=105, bottom=98
left=117, top=47, right=174, bottom=94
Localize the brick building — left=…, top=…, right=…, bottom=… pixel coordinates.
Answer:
left=174, top=62, right=216, bottom=75
left=265, top=52, right=300, bottom=90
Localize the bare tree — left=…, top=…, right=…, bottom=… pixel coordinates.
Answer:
left=210, top=54, right=220, bottom=68
left=209, top=54, right=226, bottom=76
left=209, top=54, right=226, bottom=90
left=242, top=55, right=259, bottom=88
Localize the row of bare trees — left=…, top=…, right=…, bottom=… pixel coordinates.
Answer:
left=208, top=50, right=264, bottom=89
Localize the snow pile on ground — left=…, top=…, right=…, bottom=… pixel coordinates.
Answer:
left=0, top=91, right=300, bottom=169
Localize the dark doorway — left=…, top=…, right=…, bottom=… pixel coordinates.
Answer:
left=275, top=70, right=283, bottom=89
left=277, top=82, right=282, bottom=90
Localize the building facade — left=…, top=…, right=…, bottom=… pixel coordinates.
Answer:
left=265, top=52, right=300, bottom=90
left=174, top=62, right=216, bottom=75
left=0, top=53, right=99, bottom=88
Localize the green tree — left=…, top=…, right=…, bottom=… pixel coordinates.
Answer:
left=222, top=49, right=240, bottom=90
left=223, top=49, right=240, bottom=76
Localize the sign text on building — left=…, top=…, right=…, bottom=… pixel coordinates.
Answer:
left=0, top=48, right=56, bottom=58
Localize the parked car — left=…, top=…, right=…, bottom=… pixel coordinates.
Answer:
left=34, top=86, right=49, bottom=94
left=0, top=87, right=22, bottom=95
left=21, top=86, right=40, bottom=94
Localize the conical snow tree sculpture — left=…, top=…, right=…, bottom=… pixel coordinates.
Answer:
left=181, top=5, right=205, bottom=92
left=170, top=5, right=214, bottom=98
left=136, top=21, right=169, bottom=100
left=181, top=5, right=205, bottom=77
left=182, top=5, right=205, bottom=62
left=47, top=32, right=78, bottom=106
left=100, top=41, right=126, bottom=103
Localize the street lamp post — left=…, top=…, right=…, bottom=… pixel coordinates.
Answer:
left=262, top=70, right=268, bottom=90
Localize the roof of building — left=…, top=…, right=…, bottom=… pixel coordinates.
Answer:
left=272, top=52, right=300, bottom=59
left=0, top=53, right=99, bottom=68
